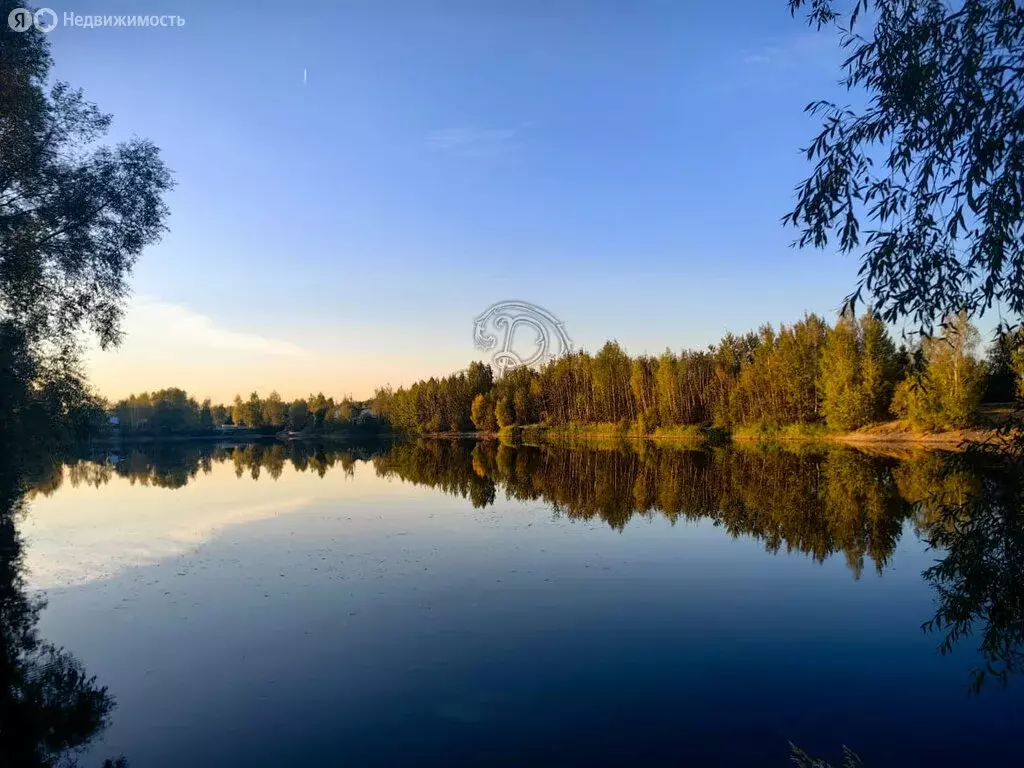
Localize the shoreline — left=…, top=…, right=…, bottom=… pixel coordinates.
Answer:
left=95, top=424, right=1009, bottom=451
left=416, top=423, right=1008, bottom=450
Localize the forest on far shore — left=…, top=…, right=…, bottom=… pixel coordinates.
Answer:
left=106, top=310, right=1023, bottom=440
left=374, top=310, right=1019, bottom=437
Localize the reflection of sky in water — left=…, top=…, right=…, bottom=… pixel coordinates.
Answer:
left=23, top=460, right=423, bottom=589
left=26, top=454, right=1024, bottom=767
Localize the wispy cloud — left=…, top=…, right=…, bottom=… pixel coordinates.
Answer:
left=426, top=125, right=524, bottom=158
left=132, top=297, right=310, bottom=357
left=741, top=48, right=781, bottom=65
left=739, top=33, right=839, bottom=70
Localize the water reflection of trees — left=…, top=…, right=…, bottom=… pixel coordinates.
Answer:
left=372, top=439, right=1024, bottom=693
left=22, top=439, right=1006, bottom=583
left=20, top=437, right=1024, bottom=694
left=375, top=441, right=915, bottom=578
left=2, top=472, right=123, bottom=766
left=25, top=440, right=390, bottom=496
left=915, top=452, right=1024, bottom=694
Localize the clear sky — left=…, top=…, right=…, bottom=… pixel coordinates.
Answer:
left=49, top=0, right=872, bottom=403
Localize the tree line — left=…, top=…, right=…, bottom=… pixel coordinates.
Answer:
left=373, top=311, right=1019, bottom=436
left=101, top=310, right=1020, bottom=438
left=109, top=389, right=381, bottom=435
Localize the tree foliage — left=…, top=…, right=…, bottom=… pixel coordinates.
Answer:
left=368, top=311, right=996, bottom=435
left=786, top=0, right=1024, bottom=331
left=985, top=326, right=1024, bottom=401
left=1, top=6, right=172, bottom=352
left=106, top=312, right=987, bottom=439
left=892, top=313, right=987, bottom=430
left=112, top=388, right=201, bottom=432
left=471, top=393, right=497, bottom=432
left=373, top=362, right=496, bottom=434
left=730, top=315, right=829, bottom=426
left=1, top=0, right=171, bottom=452
left=820, top=310, right=901, bottom=430
left=288, top=399, right=309, bottom=431
left=109, top=388, right=380, bottom=435
left=261, top=391, right=287, bottom=428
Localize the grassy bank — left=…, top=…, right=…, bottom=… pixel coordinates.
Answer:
left=395, top=404, right=1020, bottom=450
left=430, top=420, right=1007, bottom=450
left=730, top=420, right=1007, bottom=447
left=487, top=422, right=726, bottom=446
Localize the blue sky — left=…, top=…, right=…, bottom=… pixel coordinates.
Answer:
left=49, top=0, right=870, bottom=401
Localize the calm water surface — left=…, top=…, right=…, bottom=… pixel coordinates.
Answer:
left=15, top=440, right=1024, bottom=766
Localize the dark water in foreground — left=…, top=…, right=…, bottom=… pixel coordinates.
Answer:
left=11, top=439, right=1024, bottom=766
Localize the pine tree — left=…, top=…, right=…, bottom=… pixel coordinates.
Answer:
left=985, top=328, right=1024, bottom=403
left=859, top=311, right=899, bottom=421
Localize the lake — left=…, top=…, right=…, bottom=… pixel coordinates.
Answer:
left=9, top=439, right=1024, bottom=766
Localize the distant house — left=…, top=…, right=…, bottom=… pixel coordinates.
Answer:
left=352, top=406, right=376, bottom=423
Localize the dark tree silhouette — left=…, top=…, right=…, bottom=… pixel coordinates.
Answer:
left=0, top=1, right=172, bottom=352
left=920, top=451, right=1024, bottom=694
left=0, top=459, right=122, bottom=766
left=1, top=0, right=172, bottom=457
left=783, top=1, right=1024, bottom=700
left=785, top=0, right=1024, bottom=332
